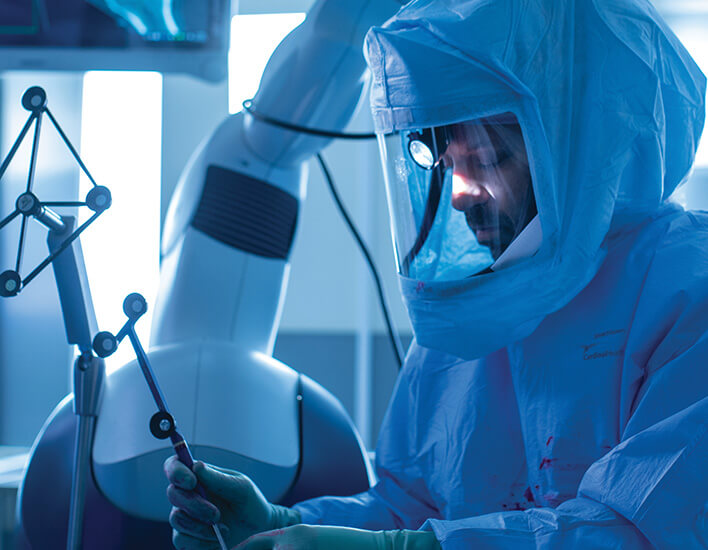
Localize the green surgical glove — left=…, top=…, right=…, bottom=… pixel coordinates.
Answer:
left=235, top=525, right=442, bottom=550
left=164, top=456, right=301, bottom=549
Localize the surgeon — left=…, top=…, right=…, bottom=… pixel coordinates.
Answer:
left=165, top=0, right=708, bottom=548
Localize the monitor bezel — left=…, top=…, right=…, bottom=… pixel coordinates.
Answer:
left=0, top=0, right=232, bottom=82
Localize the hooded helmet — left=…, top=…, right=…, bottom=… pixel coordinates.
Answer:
left=365, top=0, right=706, bottom=360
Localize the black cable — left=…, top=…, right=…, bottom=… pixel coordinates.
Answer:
left=243, top=100, right=377, bottom=140
left=316, top=153, right=404, bottom=370
left=242, top=99, right=404, bottom=369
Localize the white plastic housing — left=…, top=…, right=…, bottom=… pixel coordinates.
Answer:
left=93, top=341, right=300, bottom=521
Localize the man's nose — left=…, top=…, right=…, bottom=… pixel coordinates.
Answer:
left=451, top=173, right=491, bottom=211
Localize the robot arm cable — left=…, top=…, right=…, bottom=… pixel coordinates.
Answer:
left=316, top=153, right=404, bottom=370
left=243, top=99, right=404, bottom=369
left=243, top=100, right=377, bottom=140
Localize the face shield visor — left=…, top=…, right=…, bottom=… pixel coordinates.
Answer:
left=378, top=113, right=538, bottom=282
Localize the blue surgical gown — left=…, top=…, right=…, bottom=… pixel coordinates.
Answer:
left=294, top=204, right=708, bottom=548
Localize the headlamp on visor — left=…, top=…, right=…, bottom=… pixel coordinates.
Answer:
left=406, top=128, right=448, bottom=170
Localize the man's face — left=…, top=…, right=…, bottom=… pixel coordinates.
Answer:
left=441, top=122, right=536, bottom=260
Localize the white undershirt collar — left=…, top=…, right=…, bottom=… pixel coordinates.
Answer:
left=490, top=215, right=542, bottom=271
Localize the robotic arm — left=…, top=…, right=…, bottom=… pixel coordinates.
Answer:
left=152, top=0, right=403, bottom=353
left=17, top=1, right=406, bottom=548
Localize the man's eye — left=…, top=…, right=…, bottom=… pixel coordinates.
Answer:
left=478, top=150, right=511, bottom=169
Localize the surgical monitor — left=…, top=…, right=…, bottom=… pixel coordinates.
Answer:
left=0, top=0, right=231, bottom=81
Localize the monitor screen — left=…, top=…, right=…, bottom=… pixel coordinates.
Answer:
left=0, top=0, right=231, bottom=81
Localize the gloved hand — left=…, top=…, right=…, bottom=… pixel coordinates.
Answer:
left=235, top=525, right=442, bottom=550
left=164, top=456, right=301, bottom=549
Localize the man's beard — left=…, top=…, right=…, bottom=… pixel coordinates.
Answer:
left=465, top=199, right=537, bottom=260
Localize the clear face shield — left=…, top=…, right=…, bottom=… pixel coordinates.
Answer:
left=378, top=113, right=537, bottom=282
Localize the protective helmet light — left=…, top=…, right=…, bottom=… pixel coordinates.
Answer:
left=407, top=132, right=436, bottom=170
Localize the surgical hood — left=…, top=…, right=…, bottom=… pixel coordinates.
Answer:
left=365, top=0, right=706, bottom=360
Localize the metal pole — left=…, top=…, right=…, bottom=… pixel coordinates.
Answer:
left=66, top=352, right=105, bottom=550
left=66, top=414, right=95, bottom=550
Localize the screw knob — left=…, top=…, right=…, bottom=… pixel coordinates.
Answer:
left=150, top=411, right=175, bottom=439
left=16, top=192, right=40, bottom=216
